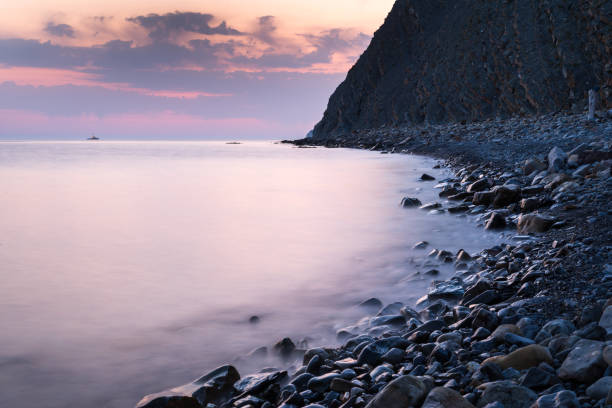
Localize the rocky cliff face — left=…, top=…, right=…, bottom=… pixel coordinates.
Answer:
left=313, top=0, right=611, bottom=138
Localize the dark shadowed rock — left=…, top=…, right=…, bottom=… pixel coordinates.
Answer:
left=547, top=147, right=567, bottom=172
left=401, top=197, right=423, bottom=207
left=477, top=380, right=537, bottom=408
left=517, top=214, right=555, bottom=234
left=485, top=212, right=506, bottom=230
left=558, top=339, right=607, bottom=383
left=364, top=375, right=431, bottom=408
left=530, top=390, right=580, bottom=408
left=421, top=387, right=475, bottom=408
left=421, top=173, right=436, bottom=181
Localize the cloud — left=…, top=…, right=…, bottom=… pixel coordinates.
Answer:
left=44, top=22, right=75, bottom=38
left=253, top=16, right=278, bottom=45
left=127, top=11, right=242, bottom=42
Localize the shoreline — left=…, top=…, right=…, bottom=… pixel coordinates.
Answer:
left=137, top=111, right=612, bottom=408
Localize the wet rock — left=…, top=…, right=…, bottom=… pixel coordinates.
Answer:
left=137, top=365, right=241, bottom=408
left=274, top=338, right=296, bottom=359
left=488, top=324, right=522, bottom=343
left=519, top=367, right=557, bottom=390
left=421, top=173, right=436, bottom=181
left=530, top=390, right=580, bottom=408
left=467, top=178, right=491, bottom=193
left=307, top=373, right=341, bottom=393
left=477, top=380, right=537, bottom=408
left=359, top=298, right=383, bottom=311
left=330, top=377, right=354, bottom=393
left=574, top=322, right=606, bottom=340
left=382, top=348, right=406, bottom=364
left=586, top=376, right=612, bottom=400
left=558, top=339, right=607, bottom=383
left=370, top=314, right=406, bottom=328
left=485, top=212, right=506, bottom=230
left=482, top=344, right=553, bottom=370
left=401, top=197, right=423, bottom=207
left=249, top=316, right=260, bottom=324
left=520, top=198, right=541, bottom=213
left=493, top=185, right=521, bottom=208
left=428, top=279, right=465, bottom=301
left=234, top=370, right=287, bottom=396
left=472, top=308, right=499, bottom=331
left=599, top=305, right=612, bottom=337
left=421, top=202, right=442, bottom=210
left=448, top=204, right=470, bottom=213
left=473, top=191, right=495, bottom=206
left=135, top=394, right=201, bottom=408
left=524, top=158, right=547, bottom=176
left=421, top=387, right=475, bottom=408
left=604, top=345, right=612, bottom=366
left=414, top=241, right=429, bottom=249
left=547, top=147, right=567, bottom=172
left=364, top=375, right=431, bottom=408
left=517, top=214, right=556, bottom=234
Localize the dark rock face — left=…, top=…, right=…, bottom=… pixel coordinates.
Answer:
left=312, top=0, right=611, bottom=138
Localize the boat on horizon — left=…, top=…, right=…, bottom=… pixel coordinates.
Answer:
left=87, top=133, right=100, bottom=141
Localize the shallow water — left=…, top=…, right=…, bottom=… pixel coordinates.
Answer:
left=0, top=141, right=501, bottom=407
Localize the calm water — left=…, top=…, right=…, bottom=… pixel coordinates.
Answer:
left=0, top=141, right=499, bottom=407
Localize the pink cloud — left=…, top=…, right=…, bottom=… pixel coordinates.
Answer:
left=0, top=66, right=230, bottom=99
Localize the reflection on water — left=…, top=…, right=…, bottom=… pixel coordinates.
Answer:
left=0, top=141, right=500, bottom=407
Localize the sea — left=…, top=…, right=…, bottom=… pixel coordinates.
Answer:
left=0, top=141, right=502, bottom=407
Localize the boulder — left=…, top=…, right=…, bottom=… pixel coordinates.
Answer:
left=467, top=178, right=491, bottom=193
left=604, top=345, right=612, bottom=366
left=547, top=147, right=567, bottom=172
left=517, top=214, right=556, bottom=234
left=421, top=387, right=475, bottom=408
left=421, top=173, right=436, bottom=181
left=401, top=197, right=422, bottom=207
left=364, top=375, right=431, bottom=408
left=524, top=158, right=547, bottom=176
left=136, top=365, right=240, bottom=408
left=473, top=191, right=495, bottom=206
left=477, top=380, right=537, bottom=408
left=530, top=390, right=580, bottom=408
left=273, top=338, right=296, bottom=359
left=482, top=344, right=553, bottom=370
left=488, top=324, right=522, bottom=343
left=598, top=305, right=612, bottom=337
left=520, top=198, right=541, bottom=213
left=485, top=212, right=506, bottom=230
left=586, top=376, right=612, bottom=400
left=493, top=185, right=521, bottom=208
left=558, top=339, right=607, bottom=383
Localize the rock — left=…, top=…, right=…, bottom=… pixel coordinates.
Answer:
left=488, top=324, right=522, bottom=343
left=541, top=319, right=576, bottom=337
left=421, top=173, right=436, bottom=181
left=586, top=376, right=612, bottom=400
left=558, top=339, right=607, bottom=383
left=493, top=185, right=521, bottom=208
left=524, top=158, right=547, bottom=176
left=421, top=387, right=475, bottom=408
left=598, top=305, right=612, bottom=337
left=137, top=365, right=240, bottom=408
left=485, top=212, right=506, bottom=230
left=414, top=241, right=429, bottom=249
left=330, top=378, right=354, bottom=393
left=477, top=380, right=537, bottom=408
left=482, top=345, right=553, bottom=370
left=530, top=390, right=580, bottom=408
left=359, top=298, right=383, bottom=311
left=517, top=214, right=555, bottom=234
left=473, top=191, right=495, bottom=206
left=467, top=179, right=491, bottom=193
left=234, top=370, right=287, bottom=395
left=382, top=348, right=406, bottom=364
left=370, top=314, right=406, bottom=328
left=547, top=147, right=567, bottom=172
left=274, top=338, right=296, bottom=359
left=249, top=315, right=260, bottom=324
left=428, top=279, right=464, bottom=300
left=520, top=198, right=541, bottom=212
left=472, top=308, right=499, bottom=331
left=402, top=197, right=422, bottom=207
left=519, top=367, right=556, bottom=390
left=135, top=394, right=202, bottom=408
left=307, top=373, right=341, bottom=393
left=604, top=345, right=612, bottom=366
left=364, top=375, right=431, bottom=408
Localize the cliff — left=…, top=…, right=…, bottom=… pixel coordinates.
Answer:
left=312, top=0, right=611, bottom=138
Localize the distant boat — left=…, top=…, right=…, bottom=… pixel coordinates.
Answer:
left=87, top=134, right=100, bottom=141
left=225, top=141, right=241, bottom=145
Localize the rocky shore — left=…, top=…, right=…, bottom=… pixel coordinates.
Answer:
left=137, top=112, right=611, bottom=408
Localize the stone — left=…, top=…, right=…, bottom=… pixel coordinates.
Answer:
left=524, top=158, right=547, bottom=175
left=485, top=212, right=506, bottom=230
left=364, top=375, right=431, bottom=408
left=558, top=339, right=607, bottom=383
left=472, top=308, right=499, bottom=331
left=493, top=185, right=521, bottom=208
left=467, top=178, right=491, bottom=193
left=517, top=214, right=556, bottom=234
left=359, top=298, right=383, bottom=311
left=520, top=366, right=556, bottom=390
left=330, top=378, right=354, bottom=393
left=473, top=191, right=495, bottom=206
left=488, top=324, right=522, bottom=343
left=135, top=394, right=201, bottom=408
left=421, top=173, right=436, bottom=181
left=547, top=147, right=567, bottom=172
left=604, top=345, right=612, bottom=366
left=599, top=305, right=612, bottom=337
left=414, top=241, right=429, bottom=249
left=421, top=387, right=475, bottom=408
left=137, top=365, right=240, bottom=408
left=530, top=390, right=580, bottom=408
left=586, top=376, right=612, bottom=400
left=274, top=338, right=296, bottom=359
left=520, top=198, right=541, bottom=213
left=402, top=197, right=422, bottom=207
left=541, top=319, right=575, bottom=337
left=307, top=373, right=341, bottom=393
left=482, top=345, right=553, bottom=370
left=477, top=380, right=537, bottom=408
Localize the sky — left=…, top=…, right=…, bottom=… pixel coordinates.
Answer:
left=0, top=0, right=395, bottom=140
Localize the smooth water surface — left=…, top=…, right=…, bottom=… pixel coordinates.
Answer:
left=0, top=141, right=500, bottom=407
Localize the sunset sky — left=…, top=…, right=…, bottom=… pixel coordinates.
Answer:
left=0, top=0, right=394, bottom=139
